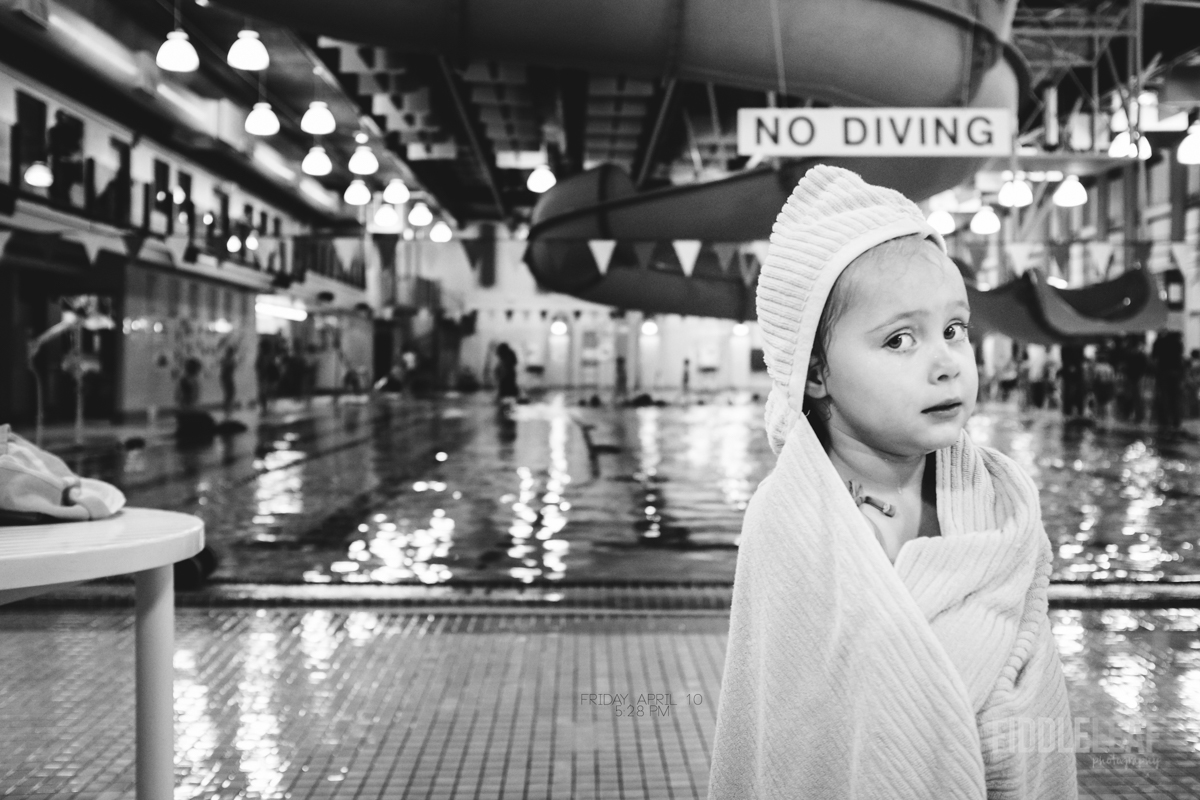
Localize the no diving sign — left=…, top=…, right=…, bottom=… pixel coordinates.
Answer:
left=737, top=108, right=1012, bottom=157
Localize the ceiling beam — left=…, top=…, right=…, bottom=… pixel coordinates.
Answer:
left=436, top=57, right=508, bottom=222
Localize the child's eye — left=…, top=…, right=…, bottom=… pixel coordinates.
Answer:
left=944, top=322, right=971, bottom=342
left=884, top=332, right=915, bottom=350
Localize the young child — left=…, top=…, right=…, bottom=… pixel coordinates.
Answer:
left=708, top=166, right=1077, bottom=799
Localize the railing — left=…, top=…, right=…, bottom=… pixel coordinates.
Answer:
left=293, top=235, right=367, bottom=290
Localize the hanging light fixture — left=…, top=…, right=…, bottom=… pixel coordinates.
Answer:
left=301, top=145, right=332, bottom=176
left=408, top=202, right=433, bottom=227
left=226, top=234, right=242, bottom=253
left=969, top=205, right=1001, bottom=236
left=227, top=29, right=269, bottom=71
left=926, top=210, right=956, bottom=236
left=429, top=221, right=453, bottom=243
left=1136, top=134, right=1151, bottom=160
left=300, top=101, right=335, bottom=135
left=374, top=204, right=401, bottom=228
left=641, top=319, right=659, bottom=336
left=245, top=102, right=279, bottom=136
left=997, top=176, right=1033, bottom=208
left=1052, top=175, right=1088, bottom=208
left=1178, top=123, right=1200, bottom=166
left=23, top=161, right=53, bottom=188
left=348, top=145, right=379, bottom=175
left=1108, top=131, right=1150, bottom=160
left=526, top=166, right=556, bottom=193
left=383, top=178, right=410, bottom=205
left=344, top=179, right=371, bottom=206
left=156, top=30, right=198, bottom=73
left=245, top=232, right=260, bottom=251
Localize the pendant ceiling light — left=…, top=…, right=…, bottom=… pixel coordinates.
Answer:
left=245, top=232, right=260, bottom=251
left=997, top=177, right=1033, bottom=208
left=23, top=161, right=53, bottom=188
left=383, top=178, right=410, bottom=205
left=156, top=29, right=198, bottom=73
left=344, top=179, right=371, bottom=206
left=244, top=102, right=279, bottom=136
left=227, top=29, right=269, bottom=71
left=226, top=234, right=242, bottom=253
left=1052, top=175, right=1088, bottom=208
left=300, top=101, right=336, bottom=135
left=526, top=166, right=556, bottom=194
left=301, top=145, right=332, bottom=176
left=408, top=202, right=433, bottom=227
left=1108, top=131, right=1152, bottom=160
left=969, top=205, right=1001, bottom=236
left=1176, top=124, right=1200, bottom=166
left=429, top=221, right=453, bottom=243
left=925, top=209, right=956, bottom=236
left=374, top=204, right=401, bottom=228
left=348, top=145, right=379, bottom=175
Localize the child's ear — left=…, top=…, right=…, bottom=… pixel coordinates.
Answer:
left=805, top=356, right=829, bottom=399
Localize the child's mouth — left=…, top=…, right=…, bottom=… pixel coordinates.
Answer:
left=923, top=401, right=962, bottom=414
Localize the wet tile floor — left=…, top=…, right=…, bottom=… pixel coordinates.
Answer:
left=48, top=393, right=1200, bottom=589
left=1, top=606, right=1199, bottom=799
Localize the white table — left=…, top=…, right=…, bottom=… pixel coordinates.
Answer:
left=0, top=508, right=205, bottom=800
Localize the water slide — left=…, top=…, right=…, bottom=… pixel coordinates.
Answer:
left=215, top=0, right=1029, bottom=318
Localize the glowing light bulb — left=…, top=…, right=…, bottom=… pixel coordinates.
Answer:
left=383, top=178, right=410, bottom=205
left=526, top=166, right=556, bottom=193
left=348, top=146, right=378, bottom=175
left=226, top=234, right=242, bottom=253
left=301, top=146, right=332, bottom=176
left=926, top=209, right=956, bottom=236
left=1178, top=125, right=1200, bottom=166
left=226, top=29, right=269, bottom=71
left=997, top=178, right=1033, bottom=208
left=641, top=320, right=659, bottom=336
left=244, top=102, right=279, bottom=136
left=429, top=221, right=452, bottom=242
left=23, top=161, right=52, bottom=188
left=732, top=323, right=749, bottom=337
left=156, top=30, right=198, bottom=73
left=969, top=206, right=1000, bottom=236
left=373, top=204, right=400, bottom=228
left=300, top=101, right=335, bottom=135
left=245, top=232, right=259, bottom=251
left=1052, top=175, right=1087, bottom=208
left=549, top=320, right=568, bottom=336
left=343, top=179, right=371, bottom=206
left=408, top=202, right=433, bottom=227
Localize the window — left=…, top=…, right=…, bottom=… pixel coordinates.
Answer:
left=15, top=91, right=48, bottom=192
left=47, top=110, right=84, bottom=208
left=152, top=159, right=171, bottom=234
left=176, top=172, right=194, bottom=240
left=94, top=138, right=132, bottom=226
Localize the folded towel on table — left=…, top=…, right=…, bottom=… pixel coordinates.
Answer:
left=0, top=424, right=126, bottom=523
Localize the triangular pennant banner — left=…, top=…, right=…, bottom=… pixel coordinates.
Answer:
left=739, top=253, right=761, bottom=287
left=70, top=232, right=114, bottom=264
left=460, top=238, right=486, bottom=270
left=123, top=232, right=145, bottom=260
left=163, top=236, right=190, bottom=268
left=966, top=240, right=989, bottom=271
left=631, top=241, right=656, bottom=270
left=672, top=240, right=702, bottom=278
left=1048, top=240, right=1072, bottom=274
left=748, top=241, right=771, bottom=269
left=587, top=239, right=617, bottom=276
left=332, top=238, right=362, bottom=270
left=0, top=230, right=14, bottom=257
left=710, top=243, right=738, bottom=273
left=1132, top=240, right=1153, bottom=270
left=1170, top=242, right=1197, bottom=282
left=1087, top=242, right=1115, bottom=280
left=1006, top=243, right=1036, bottom=276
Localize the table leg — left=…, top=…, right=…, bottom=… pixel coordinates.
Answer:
left=135, top=565, right=175, bottom=800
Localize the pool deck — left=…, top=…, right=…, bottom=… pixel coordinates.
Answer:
left=4, top=394, right=1200, bottom=798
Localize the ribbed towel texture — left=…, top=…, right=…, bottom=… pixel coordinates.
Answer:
left=706, top=422, right=1079, bottom=799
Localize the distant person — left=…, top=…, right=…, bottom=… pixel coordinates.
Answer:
left=1186, top=349, right=1200, bottom=418
left=219, top=343, right=238, bottom=418
left=1091, top=351, right=1116, bottom=421
left=614, top=355, right=628, bottom=402
left=1152, top=330, right=1184, bottom=430
left=494, top=343, right=520, bottom=404
left=254, top=339, right=280, bottom=414
left=1119, top=336, right=1149, bottom=423
left=1026, top=344, right=1048, bottom=409
left=682, top=358, right=691, bottom=396
left=175, top=357, right=214, bottom=443
left=1060, top=342, right=1086, bottom=417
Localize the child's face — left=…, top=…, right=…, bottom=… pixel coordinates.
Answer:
left=807, top=242, right=977, bottom=458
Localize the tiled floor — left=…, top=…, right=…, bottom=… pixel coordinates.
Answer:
left=2, top=607, right=1199, bottom=799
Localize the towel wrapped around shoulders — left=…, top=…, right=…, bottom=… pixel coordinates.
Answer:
left=706, top=419, right=1078, bottom=799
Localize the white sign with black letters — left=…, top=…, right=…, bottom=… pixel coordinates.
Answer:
left=737, top=108, right=1012, bottom=157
